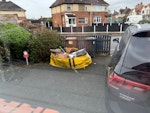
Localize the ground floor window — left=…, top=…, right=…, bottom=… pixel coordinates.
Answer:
left=69, top=18, right=76, bottom=24
left=78, top=18, right=88, bottom=24
left=93, top=16, right=101, bottom=23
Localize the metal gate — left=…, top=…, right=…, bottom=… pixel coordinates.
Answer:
left=95, top=35, right=111, bottom=55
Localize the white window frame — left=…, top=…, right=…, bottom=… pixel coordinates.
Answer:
left=68, top=17, right=76, bottom=27
left=67, top=4, right=72, bottom=11
left=93, top=6, right=103, bottom=12
left=85, top=6, right=88, bottom=11
left=78, top=17, right=88, bottom=24
left=93, top=16, right=101, bottom=23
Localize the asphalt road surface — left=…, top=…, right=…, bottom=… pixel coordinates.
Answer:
left=0, top=56, right=111, bottom=113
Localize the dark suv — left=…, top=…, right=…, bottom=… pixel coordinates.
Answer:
left=105, top=24, right=150, bottom=113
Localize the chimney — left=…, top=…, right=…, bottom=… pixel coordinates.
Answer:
left=2, top=0, right=6, bottom=2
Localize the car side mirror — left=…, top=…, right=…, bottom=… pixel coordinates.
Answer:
left=113, top=38, right=119, bottom=43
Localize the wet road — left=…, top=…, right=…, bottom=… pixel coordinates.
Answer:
left=0, top=56, right=110, bottom=113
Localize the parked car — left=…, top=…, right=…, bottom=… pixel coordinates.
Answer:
left=105, top=24, right=150, bottom=113
left=50, top=47, right=92, bottom=69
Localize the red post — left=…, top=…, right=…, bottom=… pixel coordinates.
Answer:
left=23, top=51, right=29, bottom=65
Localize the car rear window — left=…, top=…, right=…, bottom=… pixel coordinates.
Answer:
left=132, top=63, right=150, bottom=73
left=122, top=31, right=150, bottom=85
left=133, top=31, right=150, bottom=37
left=124, top=31, right=150, bottom=70
left=122, top=71, right=150, bottom=85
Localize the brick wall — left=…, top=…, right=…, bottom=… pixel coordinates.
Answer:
left=52, top=13, right=62, bottom=27
left=52, top=12, right=108, bottom=27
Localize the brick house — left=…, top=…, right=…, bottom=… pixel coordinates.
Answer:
left=141, top=3, right=150, bottom=20
left=0, top=0, right=26, bottom=23
left=129, top=3, right=144, bottom=15
left=50, top=0, right=109, bottom=27
left=112, top=7, right=131, bottom=23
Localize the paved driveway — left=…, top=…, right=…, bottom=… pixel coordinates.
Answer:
left=0, top=56, right=110, bottom=113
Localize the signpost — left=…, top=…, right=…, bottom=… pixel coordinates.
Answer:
left=23, top=51, right=29, bottom=65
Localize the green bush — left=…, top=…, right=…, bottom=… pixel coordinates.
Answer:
left=28, top=29, right=63, bottom=63
left=0, top=46, right=10, bottom=64
left=0, top=23, right=31, bottom=59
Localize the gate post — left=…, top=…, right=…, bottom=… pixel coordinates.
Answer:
left=94, top=25, right=96, bottom=33
left=120, top=24, right=123, bottom=33
left=60, top=26, right=62, bottom=34
left=82, top=26, right=84, bottom=33
left=71, top=26, right=73, bottom=33
left=106, top=25, right=109, bottom=33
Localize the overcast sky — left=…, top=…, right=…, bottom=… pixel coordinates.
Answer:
left=10, top=0, right=150, bottom=19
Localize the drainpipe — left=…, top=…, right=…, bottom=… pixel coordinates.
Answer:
left=90, top=0, right=92, bottom=26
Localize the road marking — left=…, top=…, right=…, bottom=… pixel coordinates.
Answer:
left=0, top=98, right=59, bottom=113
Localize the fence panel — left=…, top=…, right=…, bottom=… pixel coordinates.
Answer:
left=73, top=27, right=82, bottom=32
left=108, top=23, right=120, bottom=32
left=62, top=27, right=71, bottom=32
left=84, top=26, right=94, bottom=32
left=53, top=27, right=60, bottom=32
left=52, top=24, right=129, bottom=33
left=95, top=23, right=107, bottom=32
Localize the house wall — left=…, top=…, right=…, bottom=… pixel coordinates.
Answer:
left=52, top=11, right=108, bottom=27
left=0, top=14, right=18, bottom=24
left=52, top=13, right=62, bottom=27
left=0, top=11, right=26, bottom=20
left=141, top=5, right=150, bottom=20
left=74, top=12, right=90, bottom=26
left=142, top=6, right=150, bottom=15
left=93, top=12, right=108, bottom=24
left=51, top=4, right=93, bottom=14
left=130, top=9, right=137, bottom=15
left=51, top=4, right=108, bottom=14
left=51, top=4, right=108, bottom=27
left=51, top=6, right=61, bottom=14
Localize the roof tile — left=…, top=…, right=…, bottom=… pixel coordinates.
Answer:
left=50, top=0, right=109, bottom=8
left=0, top=1, right=25, bottom=11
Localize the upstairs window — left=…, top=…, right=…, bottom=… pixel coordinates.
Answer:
left=78, top=5, right=87, bottom=11
left=67, top=4, right=72, bottom=11
left=93, top=6, right=103, bottom=12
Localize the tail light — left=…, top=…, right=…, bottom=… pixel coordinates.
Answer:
left=108, top=73, right=125, bottom=90
left=108, top=73, right=150, bottom=92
